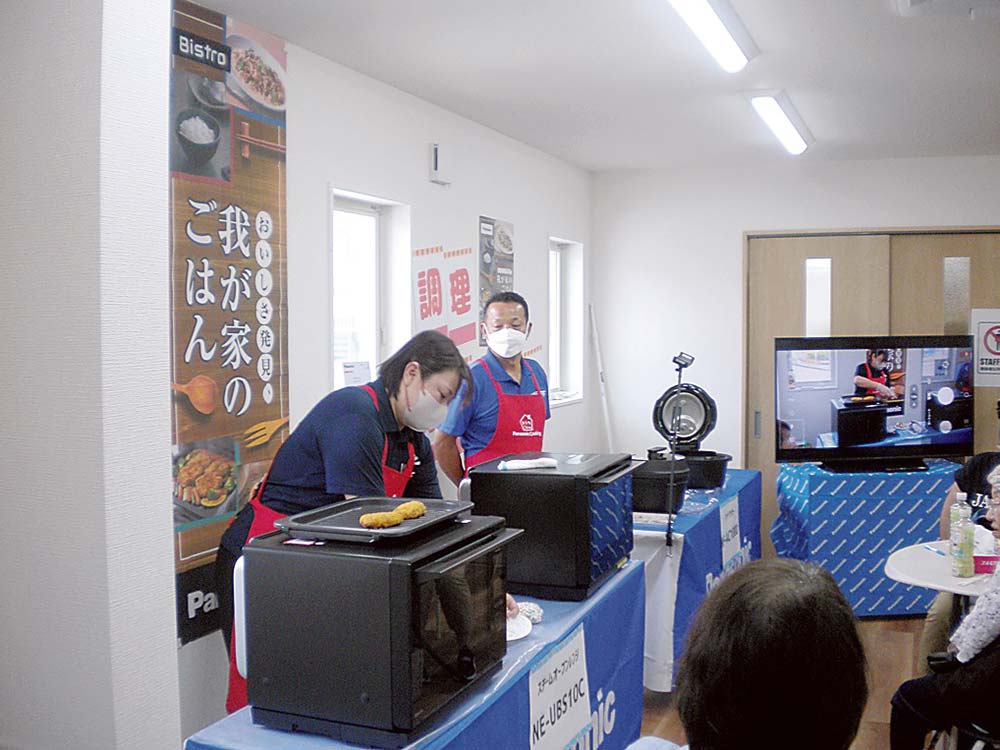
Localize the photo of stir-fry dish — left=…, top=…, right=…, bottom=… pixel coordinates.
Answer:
left=231, top=46, right=285, bottom=109
left=174, top=448, right=236, bottom=508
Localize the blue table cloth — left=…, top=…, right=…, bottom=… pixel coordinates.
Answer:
left=632, top=469, right=762, bottom=690
left=185, top=561, right=646, bottom=750
left=772, top=460, right=957, bottom=616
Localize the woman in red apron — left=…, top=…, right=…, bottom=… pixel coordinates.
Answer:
left=853, top=348, right=895, bottom=398
left=217, top=330, right=471, bottom=712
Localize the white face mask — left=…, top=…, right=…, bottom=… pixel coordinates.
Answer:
left=403, top=382, right=448, bottom=432
left=486, top=327, right=528, bottom=359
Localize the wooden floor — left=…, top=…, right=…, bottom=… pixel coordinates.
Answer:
left=640, top=616, right=926, bottom=749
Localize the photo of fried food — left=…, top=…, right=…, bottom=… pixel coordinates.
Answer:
left=394, top=500, right=427, bottom=519
left=359, top=510, right=404, bottom=529
left=174, top=448, right=236, bottom=508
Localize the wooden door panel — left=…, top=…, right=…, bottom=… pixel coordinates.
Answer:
left=890, top=233, right=1000, bottom=454
left=745, top=235, right=890, bottom=556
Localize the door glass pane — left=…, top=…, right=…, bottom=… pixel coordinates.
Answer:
left=943, top=256, right=970, bottom=335
left=804, top=258, right=831, bottom=337
left=332, top=210, right=378, bottom=389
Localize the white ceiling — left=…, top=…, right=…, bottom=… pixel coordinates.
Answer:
left=209, top=0, right=1000, bottom=171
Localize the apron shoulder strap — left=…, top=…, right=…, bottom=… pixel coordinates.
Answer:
left=360, top=384, right=380, bottom=410
left=522, top=359, right=543, bottom=393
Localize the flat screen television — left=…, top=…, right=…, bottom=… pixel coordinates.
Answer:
left=775, top=335, right=974, bottom=471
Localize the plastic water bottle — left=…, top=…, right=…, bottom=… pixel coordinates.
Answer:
left=955, top=505, right=975, bottom=578
left=949, top=492, right=966, bottom=556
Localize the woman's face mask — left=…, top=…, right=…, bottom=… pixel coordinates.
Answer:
left=402, top=371, right=449, bottom=432
left=486, top=327, right=528, bottom=359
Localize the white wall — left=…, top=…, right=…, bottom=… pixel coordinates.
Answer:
left=592, top=156, right=1000, bottom=464
left=286, top=45, right=599, bottom=453
left=1, top=1, right=179, bottom=749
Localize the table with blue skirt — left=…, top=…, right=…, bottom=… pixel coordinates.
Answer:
left=185, top=560, right=646, bottom=750
left=771, top=460, right=957, bottom=616
left=631, top=469, right=762, bottom=691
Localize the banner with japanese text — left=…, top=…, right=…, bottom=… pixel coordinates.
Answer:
left=412, top=245, right=480, bottom=359
left=170, top=0, right=288, bottom=643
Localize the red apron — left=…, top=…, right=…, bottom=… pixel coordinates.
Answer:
left=862, top=362, right=889, bottom=396
left=465, top=358, right=546, bottom=470
left=225, top=385, right=415, bottom=712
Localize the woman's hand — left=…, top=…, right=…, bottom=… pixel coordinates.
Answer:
left=506, top=593, right=520, bottom=619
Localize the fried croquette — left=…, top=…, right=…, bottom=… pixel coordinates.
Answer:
left=393, top=500, right=427, bottom=519
left=359, top=510, right=404, bottom=529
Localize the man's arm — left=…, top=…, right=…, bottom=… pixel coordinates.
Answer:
left=939, top=482, right=959, bottom=539
left=432, top=431, right=465, bottom=487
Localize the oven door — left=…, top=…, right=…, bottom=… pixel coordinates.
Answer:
left=410, top=527, right=521, bottom=724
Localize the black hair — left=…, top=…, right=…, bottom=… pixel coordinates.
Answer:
left=378, top=330, right=473, bottom=406
left=867, top=349, right=888, bottom=362
left=484, top=291, right=529, bottom=322
left=675, top=558, right=868, bottom=750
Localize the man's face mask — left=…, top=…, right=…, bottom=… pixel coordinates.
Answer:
left=486, top=327, right=528, bottom=359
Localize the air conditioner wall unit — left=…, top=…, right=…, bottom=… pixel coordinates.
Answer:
left=896, top=0, right=1000, bottom=19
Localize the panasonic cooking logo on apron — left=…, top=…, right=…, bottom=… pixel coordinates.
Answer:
left=513, top=413, right=543, bottom=438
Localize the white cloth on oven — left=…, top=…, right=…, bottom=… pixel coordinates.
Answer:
left=496, top=458, right=558, bottom=471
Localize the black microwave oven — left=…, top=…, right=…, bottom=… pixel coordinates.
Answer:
left=242, top=502, right=521, bottom=748
left=469, top=452, right=635, bottom=601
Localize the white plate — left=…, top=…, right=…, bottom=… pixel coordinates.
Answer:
left=226, top=35, right=287, bottom=113
left=188, top=75, right=229, bottom=113
left=506, top=613, right=532, bottom=642
left=494, top=226, right=514, bottom=255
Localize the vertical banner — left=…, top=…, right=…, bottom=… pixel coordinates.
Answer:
left=412, top=245, right=479, bottom=357
left=478, top=216, right=515, bottom=344
left=170, top=1, right=289, bottom=643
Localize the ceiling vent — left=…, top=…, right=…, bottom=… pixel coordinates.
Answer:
left=895, top=0, right=1000, bottom=20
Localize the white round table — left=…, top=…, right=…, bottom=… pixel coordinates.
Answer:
left=883, top=540, right=992, bottom=597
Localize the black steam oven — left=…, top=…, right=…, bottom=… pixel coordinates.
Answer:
left=469, top=452, right=635, bottom=601
left=242, top=499, right=521, bottom=748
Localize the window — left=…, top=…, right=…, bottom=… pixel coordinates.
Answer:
left=548, top=238, right=583, bottom=404
left=331, top=199, right=379, bottom=390
left=804, top=257, right=831, bottom=337
left=787, top=349, right=833, bottom=387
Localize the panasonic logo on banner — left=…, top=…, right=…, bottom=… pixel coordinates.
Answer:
left=187, top=589, right=219, bottom=619
left=173, top=28, right=231, bottom=72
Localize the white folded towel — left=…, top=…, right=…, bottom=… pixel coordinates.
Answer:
left=497, top=458, right=559, bottom=471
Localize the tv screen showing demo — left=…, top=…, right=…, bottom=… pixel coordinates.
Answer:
left=775, top=335, right=974, bottom=472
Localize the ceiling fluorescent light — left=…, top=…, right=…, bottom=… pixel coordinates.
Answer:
left=667, top=0, right=759, bottom=73
left=749, top=91, right=813, bottom=155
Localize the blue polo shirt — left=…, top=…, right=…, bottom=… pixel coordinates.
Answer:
left=221, top=379, right=442, bottom=555
left=438, top=351, right=550, bottom=457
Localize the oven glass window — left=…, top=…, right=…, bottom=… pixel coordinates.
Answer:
left=411, top=547, right=506, bottom=721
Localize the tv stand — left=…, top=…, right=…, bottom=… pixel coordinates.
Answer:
left=773, top=460, right=958, bottom=616
left=818, top=457, right=929, bottom=473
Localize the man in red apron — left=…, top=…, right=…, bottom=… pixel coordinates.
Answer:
left=215, top=330, right=470, bottom=712
left=853, top=348, right=895, bottom=398
left=433, top=291, right=550, bottom=484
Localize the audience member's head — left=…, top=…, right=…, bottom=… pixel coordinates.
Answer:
left=777, top=420, right=796, bottom=450
left=675, top=558, right=868, bottom=750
